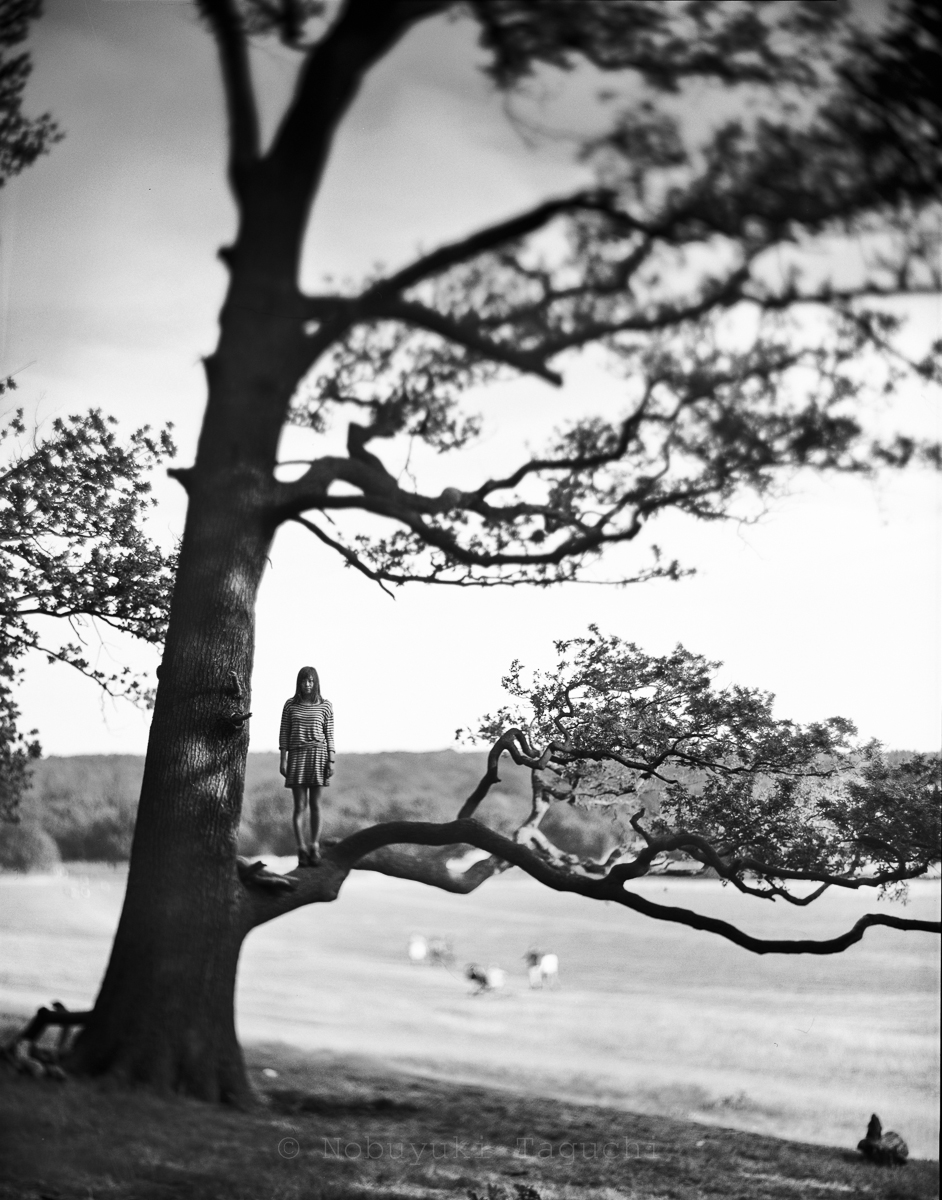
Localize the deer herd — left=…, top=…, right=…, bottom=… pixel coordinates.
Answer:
left=407, top=934, right=559, bottom=994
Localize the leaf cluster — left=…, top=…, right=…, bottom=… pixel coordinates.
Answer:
left=468, top=628, right=939, bottom=899
left=473, top=626, right=855, bottom=790
left=292, top=319, right=489, bottom=454
left=0, top=396, right=177, bottom=818
left=204, top=0, right=327, bottom=49
left=821, top=747, right=942, bottom=880
left=467, top=0, right=846, bottom=92
left=0, top=0, right=60, bottom=187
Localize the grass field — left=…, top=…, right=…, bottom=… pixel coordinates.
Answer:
left=3, top=1036, right=940, bottom=1200
left=1, top=862, right=939, bottom=1160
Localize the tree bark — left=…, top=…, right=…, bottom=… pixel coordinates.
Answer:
left=63, top=0, right=462, bottom=1103
left=69, top=447, right=278, bottom=1102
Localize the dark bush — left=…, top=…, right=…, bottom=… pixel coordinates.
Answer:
left=53, top=808, right=136, bottom=863
left=0, top=819, right=61, bottom=872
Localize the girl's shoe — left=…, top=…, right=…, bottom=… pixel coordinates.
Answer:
left=307, top=843, right=321, bottom=866
left=297, top=847, right=311, bottom=868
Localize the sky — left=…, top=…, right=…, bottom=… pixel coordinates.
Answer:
left=1, top=0, right=939, bottom=759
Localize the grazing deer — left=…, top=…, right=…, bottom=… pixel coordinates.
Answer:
left=524, top=949, right=560, bottom=988
left=466, top=963, right=506, bottom=993
left=407, top=933, right=428, bottom=965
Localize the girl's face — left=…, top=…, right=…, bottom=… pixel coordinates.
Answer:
left=299, top=675, right=316, bottom=700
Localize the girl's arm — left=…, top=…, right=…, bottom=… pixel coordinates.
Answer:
left=324, top=702, right=335, bottom=777
left=279, top=702, right=291, bottom=776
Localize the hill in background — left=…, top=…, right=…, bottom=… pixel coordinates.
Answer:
left=1, top=750, right=643, bottom=869
left=3, top=748, right=924, bottom=872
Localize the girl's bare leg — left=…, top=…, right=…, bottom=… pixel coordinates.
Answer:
left=308, top=786, right=323, bottom=861
left=292, top=786, right=309, bottom=859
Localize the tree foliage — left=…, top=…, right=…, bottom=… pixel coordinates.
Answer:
left=260, top=0, right=941, bottom=589
left=0, top=395, right=177, bottom=819
left=464, top=629, right=939, bottom=909
left=2, top=1, right=161, bottom=822
left=145, top=0, right=942, bottom=954
left=235, top=0, right=941, bottom=940
left=0, top=0, right=59, bottom=187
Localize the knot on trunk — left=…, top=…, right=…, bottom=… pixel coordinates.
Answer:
left=220, top=670, right=252, bottom=735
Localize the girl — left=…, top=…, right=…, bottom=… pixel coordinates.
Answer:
left=279, top=666, right=335, bottom=866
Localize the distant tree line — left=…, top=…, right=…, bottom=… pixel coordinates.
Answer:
left=0, top=749, right=671, bottom=869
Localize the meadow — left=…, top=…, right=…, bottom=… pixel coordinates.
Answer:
left=0, top=862, right=938, bottom=1166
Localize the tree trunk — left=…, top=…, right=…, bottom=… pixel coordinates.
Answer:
left=70, top=462, right=276, bottom=1103
left=57, top=0, right=431, bottom=1098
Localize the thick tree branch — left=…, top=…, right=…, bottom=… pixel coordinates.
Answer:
left=198, top=0, right=261, bottom=177
left=368, top=298, right=563, bottom=384
left=244, top=816, right=940, bottom=954
left=357, top=189, right=620, bottom=300
left=275, top=463, right=708, bottom=585
left=607, top=829, right=933, bottom=894
left=262, top=0, right=445, bottom=251
left=456, top=727, right=549, bottom=819
left=240, top=709, right=936, bottom=951
left=351, top=843, right=512, bottom=892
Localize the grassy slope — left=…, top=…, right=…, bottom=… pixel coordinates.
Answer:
left=2, top=868, right=938, bottom=1158
left=1, top=1037, right=937, bottom=1200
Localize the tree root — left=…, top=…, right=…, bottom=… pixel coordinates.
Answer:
left=1, top=1001, right=90, bottom=1081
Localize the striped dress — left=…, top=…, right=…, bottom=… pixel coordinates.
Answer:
left=279, top=698, right=335, bottom=788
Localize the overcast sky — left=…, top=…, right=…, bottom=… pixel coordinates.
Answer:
left=2, top=0, right=939, bottom=759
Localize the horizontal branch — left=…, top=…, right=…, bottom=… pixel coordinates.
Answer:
left=25, top=639, right=152, bottom=702
left=361, top=190, right=619, bottom=300
left=609, top=828, right=933, bottom=895
left=604, top=881, right=940, bottom=955
left=285, top=513, right=670, bottom=589
left=352, top=844, right=511, bottom=892
left=240, top=816, right=940, bottom=954
left=290, top=514, right=395, bottom=597
left=370, top=298, right=563, bottom=384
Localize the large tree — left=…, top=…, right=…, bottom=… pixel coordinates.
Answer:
left=28, top=0, right=938, bottom=1102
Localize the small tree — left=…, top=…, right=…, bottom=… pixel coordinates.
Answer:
left=1, top=2, right=177, bottom=825
left=0, top=401, right=177, bottom=821
left=17, top=0, right=936, bottom=1101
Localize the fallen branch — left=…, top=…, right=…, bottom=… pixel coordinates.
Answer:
left=1, top=1002, right=90, bottom=1080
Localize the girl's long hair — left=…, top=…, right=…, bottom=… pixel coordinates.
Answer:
left=292, top=666, right=322, bottom=704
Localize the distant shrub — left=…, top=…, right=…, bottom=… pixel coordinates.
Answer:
left=53, top=809, right=136, bottom=863
left=239, top=784, right=296, bottom=856
left=21, top=749, right=668, bottom=864
left=20, top=755, right=142, bottom=862
left=0, top=820, right=61, bottom=872
left=236, top=752, right=639, bottom=860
